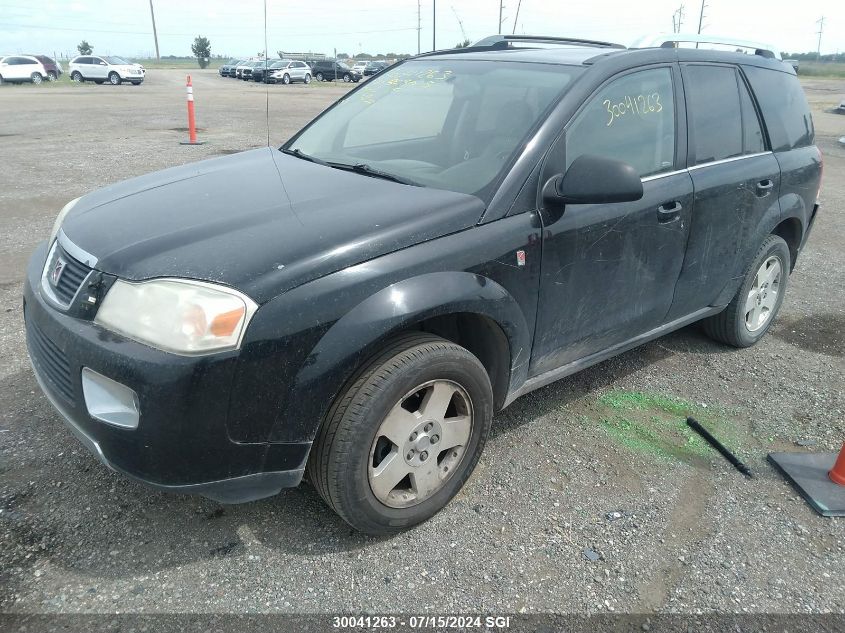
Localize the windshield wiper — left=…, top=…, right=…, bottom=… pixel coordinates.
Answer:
left=329, top=162, right=419, bottom=186
left=280, top=147, right=329, bottom=167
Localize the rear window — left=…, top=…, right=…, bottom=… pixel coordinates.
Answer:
left=683, top=65, right=743, bottom=165
left=742, top=66, right=814, bottom=152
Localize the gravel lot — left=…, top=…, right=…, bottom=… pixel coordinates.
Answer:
left=0, top=69, right=843, bottom=615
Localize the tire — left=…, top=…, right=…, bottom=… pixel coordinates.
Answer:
left=47, top=71, right=57, bottom=81
left=702, top=234, right=791, bottom=348
left=304, top=73, right=311, bottom=84
left=282, top=73, right=291, bottom=85
left=31, top=72, right=43, bottom=85
left=131, top=81, right=141, bottom=86
left=316, top=72, right=324, bottom=81
left=70, top=71, right=83, bottom=82
left=94, top=80, right=104, bottom=84
left=343, top=73, right=351, bottom=82
left=0, top=75, right=4, bottom=86
left=308, top=333, right=493, bottom=535
left=108, top=72, right=120, bottom=85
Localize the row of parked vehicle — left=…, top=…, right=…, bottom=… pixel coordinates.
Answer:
left=218, top=58, right=389, bottom=84
left=0, top=54, right=145, bottom=86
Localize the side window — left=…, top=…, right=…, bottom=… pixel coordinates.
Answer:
left=738, top=77, right=765, bottom=154
left=684, top=65, right=742, bottom=165
left=742, top=65, right=814, bottom=152
left=566, top=68, right=675, bottom=178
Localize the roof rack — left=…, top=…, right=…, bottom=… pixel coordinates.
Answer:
left=630, top=33, right=781, bottom=60
left=416, top=34, right=625, bottom=58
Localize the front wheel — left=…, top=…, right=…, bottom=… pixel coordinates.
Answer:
left=282, top=73, right=291, bottom=85
left=31, top=72, right=43, bottom=85
left=47, top=71, right=57, bottom=81
left=702, top=234, right=790, bottom=347
left=108, top=72, right=120, bottom=85
left=308, top=333, right=493, bottom=535
left=342, top=73, right=351, bottom=82
left=315, top=72, right=324, bottom=81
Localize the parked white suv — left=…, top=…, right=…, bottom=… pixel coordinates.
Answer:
left=0, top=55, right=52, bottom=85
left=68, top=55, right=145, bottom=85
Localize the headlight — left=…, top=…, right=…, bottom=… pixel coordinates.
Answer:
left=94, top=279, right=258, bottom=355
left=49, top=197, right=80, bottom=244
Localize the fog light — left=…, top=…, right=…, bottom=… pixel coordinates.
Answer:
left=81, top=368, right=140, bottom=429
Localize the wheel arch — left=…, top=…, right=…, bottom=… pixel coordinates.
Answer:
left=771, top=216, right=803, bottom=272
left=271, top=271, right=531, bottom=443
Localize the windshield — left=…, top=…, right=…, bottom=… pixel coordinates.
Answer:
left=286, top=59, right=581, bottom=199
left=104, top=56, right=129, bottom=65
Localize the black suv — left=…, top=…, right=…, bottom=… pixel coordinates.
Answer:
left=24, top=35, right=821, bottom=535
left=310, top=59, right=360, bottom=82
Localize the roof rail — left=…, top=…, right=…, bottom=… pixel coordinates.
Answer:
left=473, top=34, right=625, bottom=49
left=416, top=34, right=625, bottom=58
left=630, top=33, right=781, bottom=60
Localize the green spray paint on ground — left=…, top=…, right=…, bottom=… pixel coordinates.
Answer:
left=596, top=390, right=743, bottom=464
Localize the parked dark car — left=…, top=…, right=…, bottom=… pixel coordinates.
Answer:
left=251, top=60, right=285, bottom=83
left=218, top=58, right=243, bottom=77
left=25, top=35, right=821, bottom=535
left=310, top=59, right=360, bottom=82
left=240, top=61, right=265, bottom=81
left=363, top=61, right=389, bottom=76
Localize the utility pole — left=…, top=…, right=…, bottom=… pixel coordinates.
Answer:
left=816, top=16, right=825, bottom=60
left=499, top=1, right=504, bottom=35
left=148, top=0, right=160, bottom=61
left=697, top=0, right=706, bottom=34
left=417, top=0, right=421, bottom=54
left=432, top=0, right=436, bottom=51
left=512, top=0, right=522, bottom=34
left=673, top=4, right=685, bottom=33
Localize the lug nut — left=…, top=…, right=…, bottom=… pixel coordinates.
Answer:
left=406, top=450, right=415, bottom=460
left=424, top=422, right=433, bottom=432
left=420, top=451, right=429, bottom=461
left=430, top=434, right=439, bottom=444
left=409, top=432, right=418, bottom=441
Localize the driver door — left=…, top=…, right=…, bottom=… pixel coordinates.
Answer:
left=530, top=65, right=693, bottom=375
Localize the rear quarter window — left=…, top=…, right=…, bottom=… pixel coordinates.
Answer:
left=742, top=66, right=814, bottom=152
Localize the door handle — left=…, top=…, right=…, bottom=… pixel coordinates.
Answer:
left=756, top=179, right=774, bottom=197
left=657, top=201, right=682, bottom=223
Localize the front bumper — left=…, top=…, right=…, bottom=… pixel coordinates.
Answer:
left=23, top=241, right=308, bottom=503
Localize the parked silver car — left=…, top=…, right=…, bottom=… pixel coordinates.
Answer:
left=68, top=55, right=145, bottom=85
left=269, top=60, right=312, bottom=84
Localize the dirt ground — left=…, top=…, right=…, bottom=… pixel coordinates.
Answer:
left=0, top=69, right=843, bottom=615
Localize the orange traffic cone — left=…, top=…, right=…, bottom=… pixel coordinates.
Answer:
left=829, top=443, right=845, bottom=486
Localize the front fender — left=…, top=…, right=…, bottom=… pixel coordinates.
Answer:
left=272, top=271, right=531, bottom=442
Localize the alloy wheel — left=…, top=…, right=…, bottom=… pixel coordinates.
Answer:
left=745, top=255, right=782, bottom=332
left=368, top=380, right=473, bottom=508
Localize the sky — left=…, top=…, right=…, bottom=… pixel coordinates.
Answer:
left=0, top=0, right=841, bottom=60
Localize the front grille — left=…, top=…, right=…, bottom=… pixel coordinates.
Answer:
left=45, top=244, right=92, bottom=306
left=26, top=315, right=75, bottom=402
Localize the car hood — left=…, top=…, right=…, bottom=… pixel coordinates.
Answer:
left=60, top=148, right=484, bottom=303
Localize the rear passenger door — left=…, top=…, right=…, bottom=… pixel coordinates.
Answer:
left=666, top=64, right=781, bottom=319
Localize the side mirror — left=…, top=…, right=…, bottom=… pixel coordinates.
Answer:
left=543, top=154, right=644, bottom=208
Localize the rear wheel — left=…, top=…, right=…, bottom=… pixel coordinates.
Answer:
left=304, top=73, right=311, bottom=84
left=702, top=234, right=790, bottom=347
left=308, top=333, right=493, bottom=535
left=108, top=72, right=120, bottom=85
left=131, top=81, right=141, bottom=86
left=315, top=72, right=324, bottom=81
left=70, top=71, right=83, bottom=82
left=0, top=75, right=4, bottom=86
left=31, top=72, right=43, bottom=85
